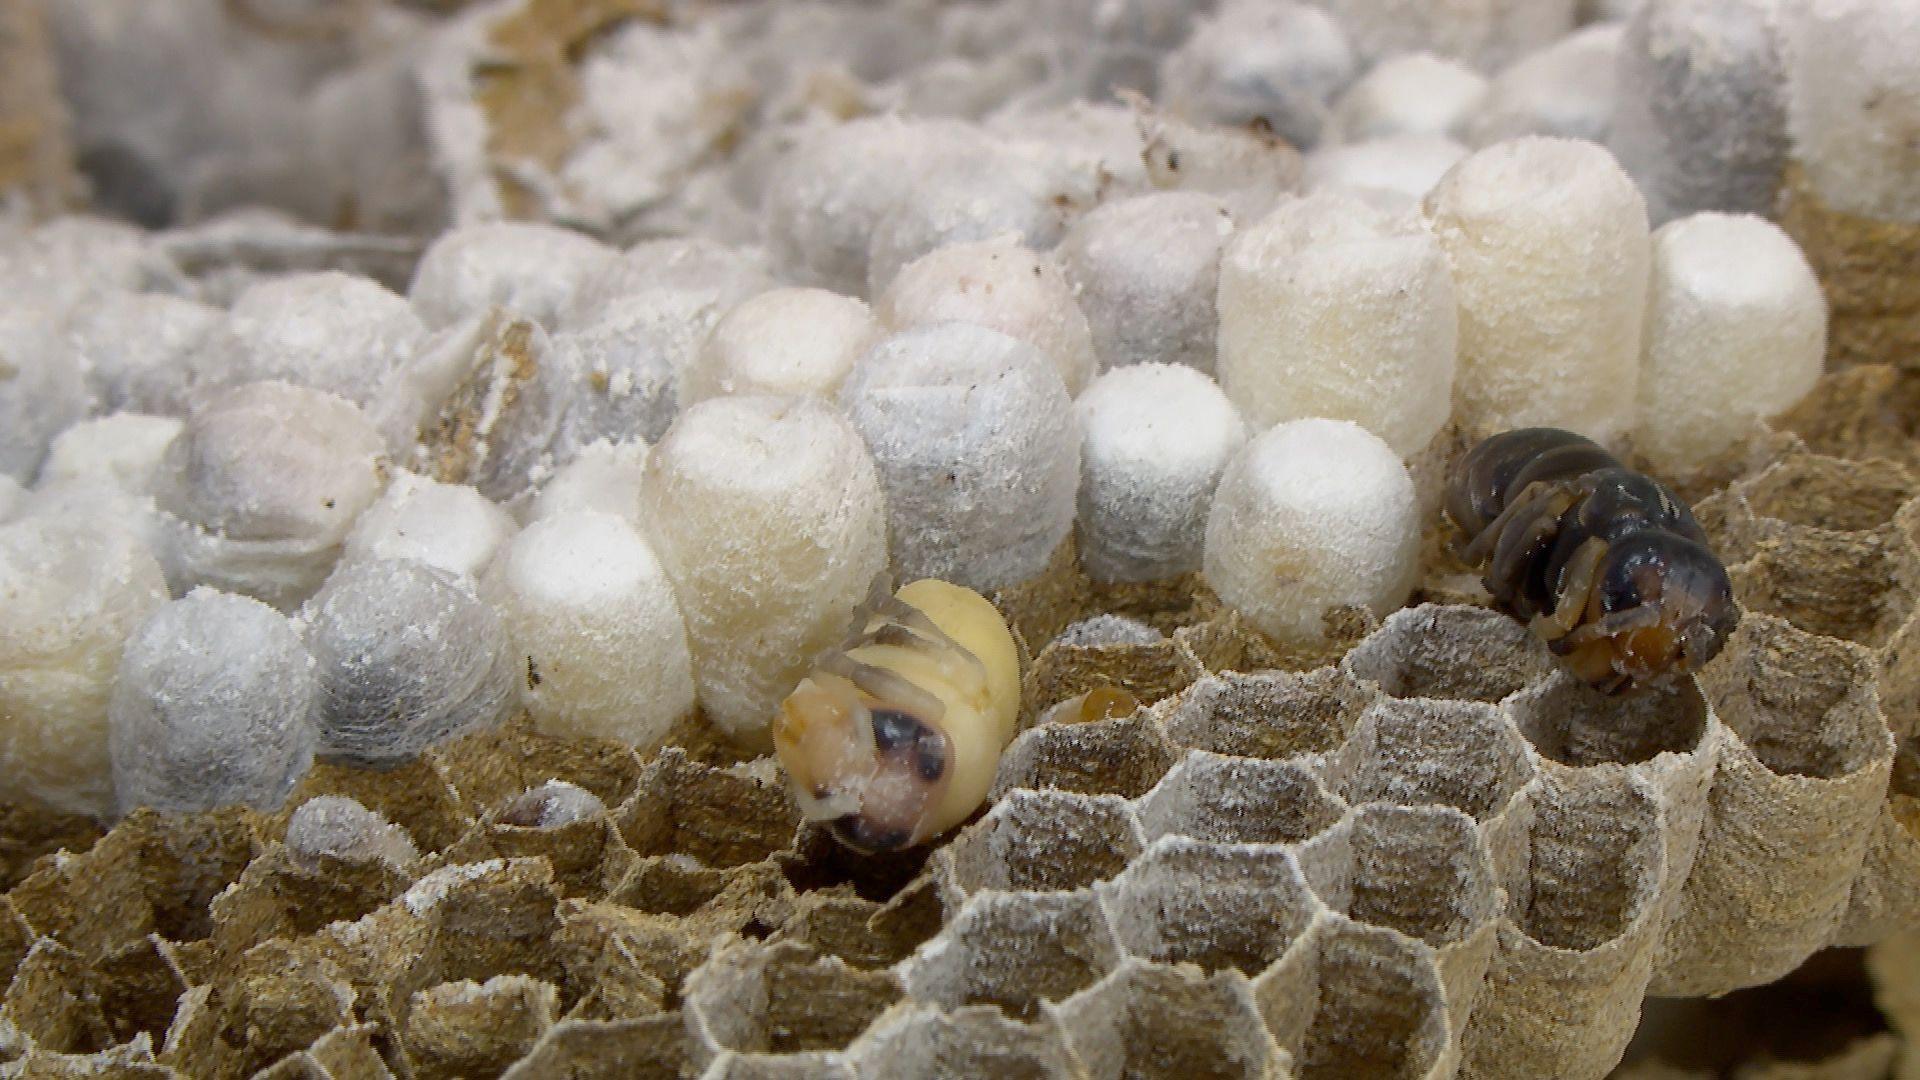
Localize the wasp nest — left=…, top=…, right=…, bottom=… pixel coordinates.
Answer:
left=2, top=396, right=1916, bottom=1078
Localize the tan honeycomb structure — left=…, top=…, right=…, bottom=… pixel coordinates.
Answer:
left=2, top=377, right=1919, bottom=1078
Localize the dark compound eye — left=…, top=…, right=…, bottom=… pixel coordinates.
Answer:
left=871, top=708, right=949, bottom=783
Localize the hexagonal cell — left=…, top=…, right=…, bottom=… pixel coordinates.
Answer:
left=1730, top=527, right=1920, bottom=649
left=937, top=790, right=1141, bottom=899
left=1343, top=604, right=1552, bottom=705
left=432, top=718, right=647, bottom=817
left=903, top=890, right=1122, bottom=1021
left=1287, top=917, right=1452, bottom=1080
left=1021, top=628, right=1201, bottom=722
left=1155, top=667, right=1372, bottom=761
left=1509, top=671, right=1710, bottom=769
left=703, top=1052, right=857, bottom=1078
left=1740, top=454, right=1915, bottom=535
left=1301, top=803, right=1500, bottom=950
left=616, top=750, right=802, bottom=868
left=991, top=713, right=1180, bottom=799
left=278, top=757, right=470, bottom=853
left=1700, top=614, right=1892, bottom=784
left=848, top=1002, right=1080, bottom=1080
left=1461, top=770, right=1667, bottom=1079
left=552, top=901, right=704, bottom=1020
left=1051, top=959, right=1284, bottom=1080
left=380, top=857, right=567, bottom=993
left=400, top=975, right=560, bottom=1080
left=1134, top=751, right=1345, bottom=846
left=687, top=941, right=901, bottom=1057
left=501, top=1014, right=708, bottom=1080
left=1100, top=837, right=1317, bottom=974
left=1515, top=771, right=1665, bottom=954
left=445, top=783, right=630, bottom=899
left=9, top=809, right=261, bottom=961
left=1332, top=698, right=1534, bottom=823
left=4, top=938, right=115, bottom=1055
left=1658, top=613, right=1896, bottom=996
left=172, top=958, right=353, bottom=1080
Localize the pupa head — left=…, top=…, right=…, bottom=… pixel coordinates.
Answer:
left=775, top=661, right=956, bottom=854
left=1552, top=531, right=1740, bottom=694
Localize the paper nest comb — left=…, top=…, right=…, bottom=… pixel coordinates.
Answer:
left=0, top=378, right=1913, bottom=1080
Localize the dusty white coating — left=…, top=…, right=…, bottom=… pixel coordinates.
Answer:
left=1303, top=134, right=1470, bottom=209
left=0, top=517, right=169, bottom=817
left=864, top=146, right=1080, bottom=295
left=1636, top=213, right=1826, bottom=472
left=683, top=287, right=880, bottom=405
left=340, top=470, right=516, bottom=581
left=840, top=323, right=1079, bottom=592
left=1054, top=192, right=1233, bottom=376
left=640, top=395, right=887, bottom=747
left=1075, top=364, right=1250, bottom=583
left=153, top=381, right=387, bottom=610
left=1218, top=190, right=1458, bottom=456
left=409, top=222, right=614, bottom=330
left=109, top=588, right=318, bottom=815
left=1318, top=0, right=1579, bottom=70
left=1423, top=136, right=1651, bottom=444
left=878, top=239, right=1097, bottom=397
left=566, top=237, right=773, bottom=330
left=0, top=302, right=86, bottom=484
left=303, top=557, right=518, bottom=767
left=763, top=115, right=990, bottom=295
left=1327, top=53, right=1487, bottom=143
left=1158, top=0, right=1357, bottom=149
left=483, top=510, right=694, bottom=751
left=1204, top=419, right=1420, bottom=646
left=202, top=272, right=425, bottom=409
left=528, top=438, right=649, bottom=527
left=69, top=291, right=222, bottom=416
left=37, top=414, right=182, bottom=497
left=1782, top=0, right=1920, bottom=221
left=1465, top=23, right=1623, bottom=147
left=1607, top=0, right=1789, bottom=226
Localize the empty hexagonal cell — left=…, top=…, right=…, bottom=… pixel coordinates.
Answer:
left=1134, top=751, right=1345, bottom=846
left=1657, top=613, right=1896, bottom=995
left=1287, top=917, right=1453, bottom=1080
left=1740, top=454, right=1915, bottom=535
left=616, top=750, right=802, bottom=868
left=849, top=1002, right=1080, bottom=1080
left=687, top=941, right=902, bottom=1056
left=1301, top=803, right=1500, bottom=950
left=9, top=808, right=259, bottom=959
left=937, top=790, right=1141, bottom=899
left=1461, top=771, right=1667, bottom=1079
left=1332, top=698, right=1533, bottom=823
left=991, top=713, right=1180, bottom=799
left=1729, top=527, right=1919, bottom=649
left=1343, top=604, right=1553, bottom=705
left=903, top=890, right=1122, bottom=1021
left=402, top=975, right=560, bottom=1080
left=1052, top=959, right=1284, bottom=1080
left=1509, top=670, right=1710, bottom=769
left=1512, top=771, right=1665, bottom=954
left=1100, top=837, right=1318, bottom=974
left=1155, top=667, right=1372, bottom=761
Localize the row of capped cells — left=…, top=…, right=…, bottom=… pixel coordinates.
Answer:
left=0, top=110, right=1834, bottom=822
